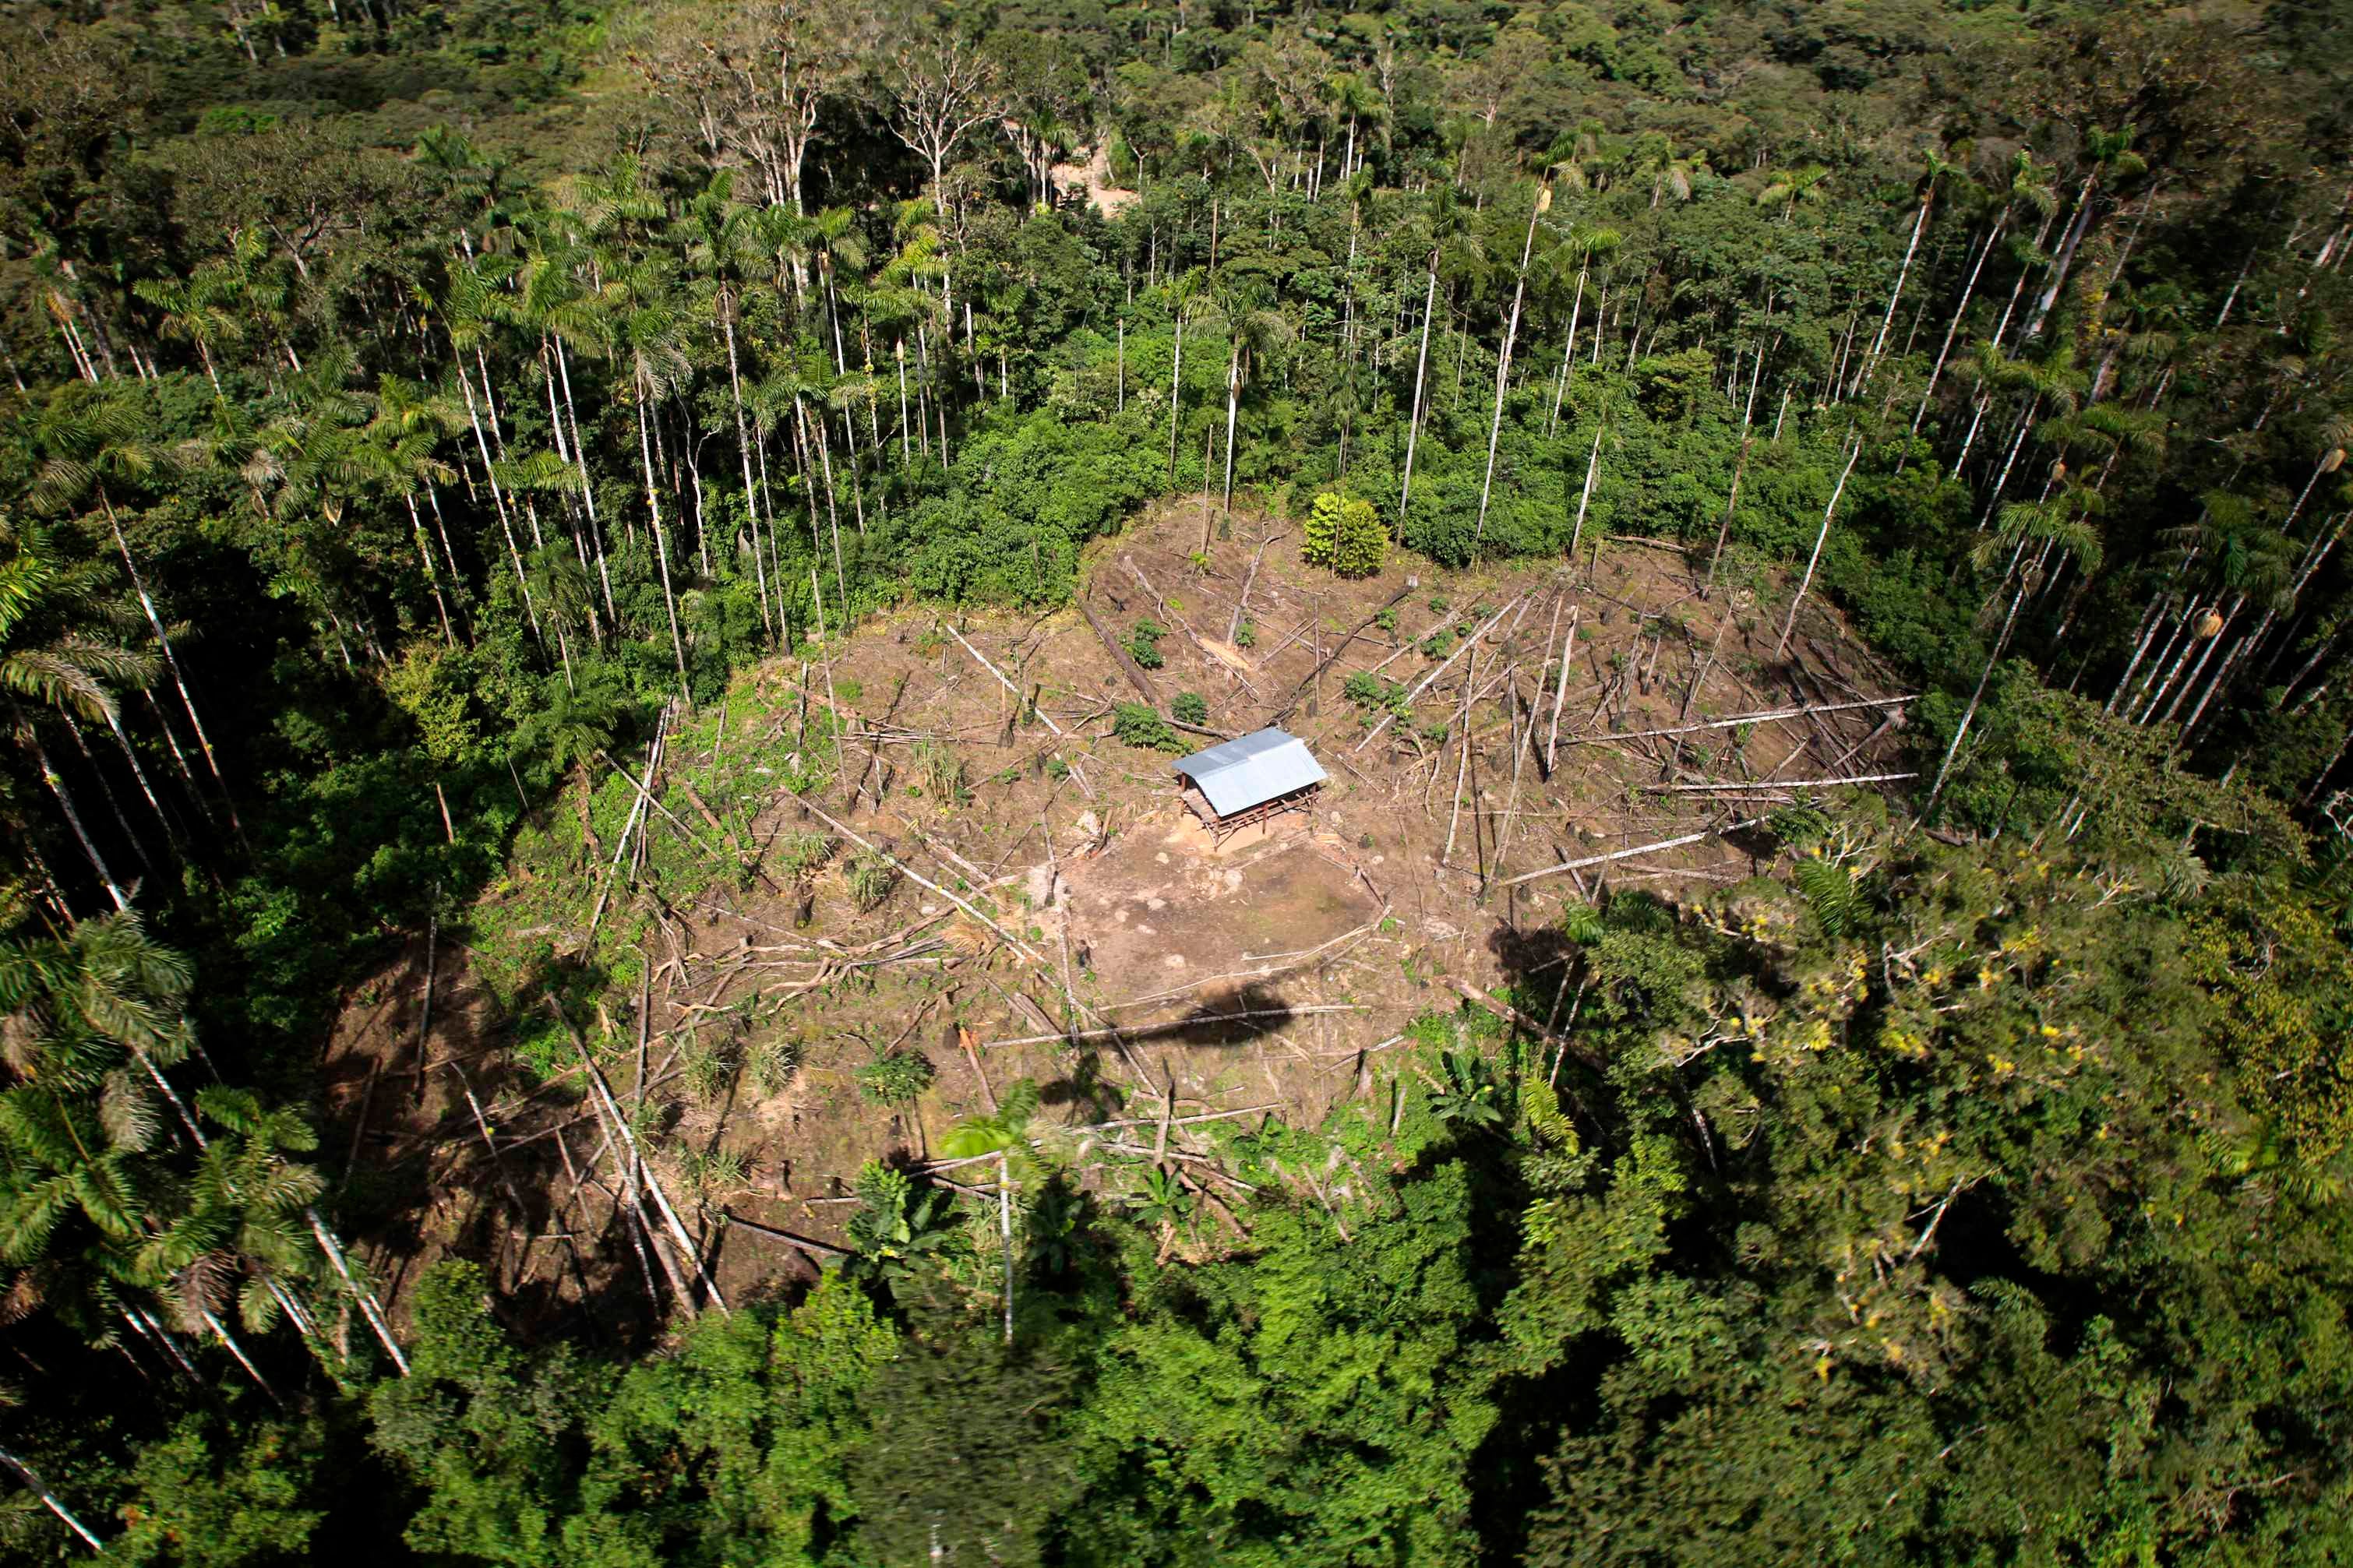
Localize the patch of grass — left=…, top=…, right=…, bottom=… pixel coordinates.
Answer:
left=679, top=1147, right=749, bottom=1201
left=683, top=1038, right=740, bottom=1099
left=746, top=1034, right=801, bottom=1097
left=845, top=850, right=898, bottom=911
left=915, top=742, right=968, bottom=809
left=778, top=833, right=837, bottom=879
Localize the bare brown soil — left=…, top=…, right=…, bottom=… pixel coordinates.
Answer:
left=318, top=499, right=1907, bottom=1338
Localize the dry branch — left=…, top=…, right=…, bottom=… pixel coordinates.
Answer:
left=1273, top=578, right=1419, bottom=722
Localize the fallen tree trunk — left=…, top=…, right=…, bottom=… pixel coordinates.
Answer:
left=1076, top=591, right=1165, bottom=708
left=720, top=1210, right=849, bottom=1260
left=1646, top=771, right=1915, bottom=792
left=1499, top=816, right=1772, bottom=888
left=1561, top=696, right=1911, bottom=749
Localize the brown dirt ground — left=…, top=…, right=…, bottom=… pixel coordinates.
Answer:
left=316, top=498, right=1910, bottom=1339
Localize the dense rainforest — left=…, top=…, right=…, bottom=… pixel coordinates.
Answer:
left=5, top=0, right=2353, bottom=1560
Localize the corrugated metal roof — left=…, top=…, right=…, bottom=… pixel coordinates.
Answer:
left=1173, top=727, right=1328, bottom=817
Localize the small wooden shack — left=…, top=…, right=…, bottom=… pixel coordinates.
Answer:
left=1172, top=727, right=1328, bottom=843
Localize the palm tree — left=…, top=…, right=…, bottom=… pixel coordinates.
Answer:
left=1396, top=187, right=1485, bottom=529
left=1905, top=152, right=2057, bottom=454
left=607, top=259, right=696, bottom=699
left=365, top=375, right=467, bottom=647
left=1544, top=219, right=1621, bottom=437
left=1159, top=269, right=1210, bottom=487
left=756, top=351, right=852, bottom=615
left=1970, top=341, right=2089, bottom=533
left=940, top=1077, right=1041, bottom=1343
left=517, top=229, right=619, bottom=625
left=804, top=207, right=870, bottom=377
left=131, top=229, right=265, bottom=398
left=26, top=387, right=241, bottom=840
left=2, top=913, right=398, bottom=1376
left=2022, top=125, right=2145, bottom=344
left=1, top=519, right=161, bottom=910
left=1323, top=71, right=1384, bottom=185
left=527, top=686, right=619, bottom=862
left=1475, top=170, right=1575, bottom=556
left=435, top=251, right=546, bottom=640
left=1757, top=163, right=1831, bottom=223
left=677, top=177, right=777, bottom=641
left=147, top=1085, right=326, bottom=1392
left=1853, top=150, right=1961, bottom=396
left=1212, top=284, right=1291, bottom=536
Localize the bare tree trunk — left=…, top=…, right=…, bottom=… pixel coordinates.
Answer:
left=101, top=497, right=242, bottom=843
left=799, top=399, right=850, bottom=612
left=1776, top=439, right=1862, bottom=657
left=637, top=394, right=693, bottom=700
left=0, top=1444, right=104, bottom=1553
left=1476, top=192, right=1546, bottom=555
left=1924, top=580, right=2027, bottom=812
left=1905, top=214, right=2002, bottom=456
left=1703, top=437, right=1752, bottom=597
left=1857, top=196, right=1930, bottom=394
left=305, top=1208, right=409, bottom=1375
left=1568, top=425, right=1603, bottom=563
left=1221, top=337, right=1241, bottom=517
left=21, top=715, right=127, bottom=911
left=1166, top=309, right=1185, bottom=484
left=1548, top=262, right=1588, bottom=437
left=454, top=358, right=541, bottom=638
left=1399, top=262, right=1439, bottom=527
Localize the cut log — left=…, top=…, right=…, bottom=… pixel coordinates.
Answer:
left=1076, top=591, right=1165, bottom=707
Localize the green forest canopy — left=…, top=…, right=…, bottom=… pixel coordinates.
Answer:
left=5, top=0, right=2353, bottom=1560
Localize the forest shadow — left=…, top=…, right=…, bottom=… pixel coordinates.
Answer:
left=1127, top=982, right=1300, bottom=1047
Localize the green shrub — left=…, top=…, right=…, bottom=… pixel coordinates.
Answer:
left=1172, top=691, right=1208, bottom=725
left=1113, top=703, right=1183, bottom=752
left=1302, top=491, right=1388, bottom=576
left=855, top=1047, right=936, bottom=1107
left=1127, top=618, right=1166, bottom=669
left=1234, top=619, right=1258, bottom=649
